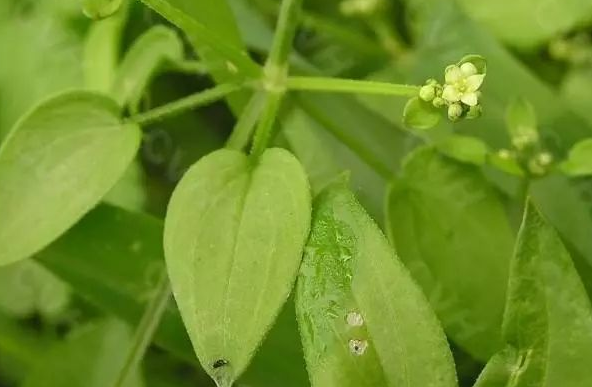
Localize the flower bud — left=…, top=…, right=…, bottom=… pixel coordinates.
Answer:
left=432, top=97, right=446, bottom=108
left=419, top=85, right=436, bottom=102
left=448, top=103, right=464, bottom=121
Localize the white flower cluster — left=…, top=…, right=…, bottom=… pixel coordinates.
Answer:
left=419, top=61, right=486, bottom=122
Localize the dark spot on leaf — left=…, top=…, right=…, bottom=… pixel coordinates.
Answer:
left=213, top=359, right=229, bottom=369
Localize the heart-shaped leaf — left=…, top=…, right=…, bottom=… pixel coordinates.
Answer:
left=164, top=148, right=311, bottom=386
left=0, top=91, right=141, bottom=266
left=474, top=201, right=592, bottom=386
left=296, top=182, right=457, bottom=387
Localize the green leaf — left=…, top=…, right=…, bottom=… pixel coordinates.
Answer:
left=457, top=0, right=592, bottom=48
left=0, top=91, right=141, bottom=266
left=403, top=97, right=441, bottom=130
left=386, top=147, right=514, bottom=361
left=112, top=25, right=184, bottom=111
left=475, top=202, right=592, bottom=386
left=296, top=182, right=457, bottom=387
left=436, top=135, right=489, bottom=165
left=0, top=260, right=69, bottom=319
left=0, top=10, right=83, bottom=140
left=561, top=138, right=592, bottom=177
left=23, top=319, right=143, bottom=387
left=83, top=0, right=125, bottom=20
left=505, top=98, right=538, bottom=145
left=164, top=148, right=311, bottom=386
left=37, top=204, right=310, bottom=387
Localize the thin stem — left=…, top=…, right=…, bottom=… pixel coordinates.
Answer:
left=226, top=91, right=268, bottom=151
left=249, top=0, right=304, bottom=157
left=113, top=270, right=171, bottom=387
left=266, top=0, right=304, bottom=71
left=250, top=92, right=284, bottom=158
left=128, top=83, right=243, bottom=126
left=287, top=76, right=420, bottom=97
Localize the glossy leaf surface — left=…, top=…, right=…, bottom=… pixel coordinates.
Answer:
left=297, top=182, right=457, bottom=387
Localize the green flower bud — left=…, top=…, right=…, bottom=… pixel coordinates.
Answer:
left=448, top=103, right=463, bottom=121
left=537, top=152, right=553, bottom=166
left=432, top=97, right=446, bottom=108
left=419, top=85, right=436, bottom=102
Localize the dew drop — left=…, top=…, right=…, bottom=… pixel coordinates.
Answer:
left=349, top=339, right=368, bottom=356
left=346, top=311, right=364, bottom=327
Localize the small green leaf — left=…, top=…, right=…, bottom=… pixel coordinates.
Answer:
left=296, top=182, right=457, bottom=387
left=560, top=138, right=592, bottom=177
left=505, top=98, right=538, bottom=146
left=436, top=135, right=489, bottom=165
left=112, top=26, right=184, bottom=111
left=403, top=97, right=441, bottom=130
left=458, top=54, right=487, bottom=75
left=488, top=151, right=525, bottom=176
left=0, top=91, right=141, bottom=266
left=164, top=148, right=311, bottom=386
left=475, top=201, right=592, bottom=386
left=82, top=0, right=125, bottom=20
left=23, top=319, right=143, bottom=387
left=386, top=147, right=514, bottom=361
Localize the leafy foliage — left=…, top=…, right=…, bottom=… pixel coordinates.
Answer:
left=1, top=0, right=592, bottom=386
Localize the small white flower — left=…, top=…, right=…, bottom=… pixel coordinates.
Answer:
left=442, top=62, right=485, bottom=107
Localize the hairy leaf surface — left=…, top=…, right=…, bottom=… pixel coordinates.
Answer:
left=164, top=148, right=311, bottom=385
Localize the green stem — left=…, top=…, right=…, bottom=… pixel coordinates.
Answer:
left=287, top=76, right=420, bottom=97
left=226, top=91, right=268, bottom=151
left=113, top=270, right=171, bottom=387
left=250, top=92, right=284, bottom=158
left=250, top=0, right=303, bottom=157
left=266, top=0, right=304, bottom=71
left=128, top=83, right=243, bottom=126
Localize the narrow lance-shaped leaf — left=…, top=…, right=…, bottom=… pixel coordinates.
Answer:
left=164, top=148, right=311, bottom=386
left=474, top=201, right=592, bottom=387
left=386, top=147, right=514, bottom=361
left=0, top=91, right=141, bottom=266
left=112, top=25, right=184, bottom=111
left=296, top=181, right=457, bottom=387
